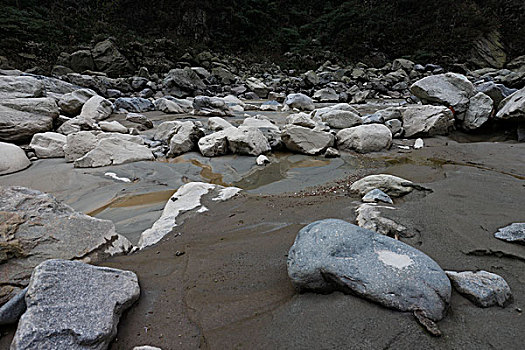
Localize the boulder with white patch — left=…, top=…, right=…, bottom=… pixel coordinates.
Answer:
left=287, top=219, right=451, bottom=321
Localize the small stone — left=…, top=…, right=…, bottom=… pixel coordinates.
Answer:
left=446, top=270, right=512, bottom=307
left=324, top=147, right=340, bottom=158
left=256, top=155, right=270, bottom=165
left=414, top=138, right=424, bottom=149
left=362, top=189, right=393, bottom=204
left=494, top=223, right=525, bottom=245
left=0, top=287, right=27, bottom=325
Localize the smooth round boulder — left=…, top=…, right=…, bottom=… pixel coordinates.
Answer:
left=0, top=142, right=30, bottom=175
left=287, top=219, right=451, bottom=321
left=336, top=124, right=392, bottom=153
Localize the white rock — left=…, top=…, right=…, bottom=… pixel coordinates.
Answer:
left=155, top=98, right=184, bottom=114
left=99, top=120, right=128, bottom=134
left=281, top=125, right=334, bottom=155
left=58, top=88, right=97, bottom=116
left=169, top=121, right=203, bottom=156
left=29, top=132, right=67, bottom=158
left=198, top=130, right=229, bottom=157
left=336, top=124, right=392, bottom=153
left=463, top=92, right=493, bottom=130
left=208, top=117, right=233, bottom=131
left=0, top=142, right=30, bottom=175
left=496, top=87, right=525, bottom=120
left=256, top=155, right=270, bottom=165
left=104, top=172, right=132, bottom=183
left=414, top=138, right=424, bottom=149
left=74, top=137, right=153, bottom=168
left=79, top=95, right=113, bottom=121
left=224, top=126, right=271, bottom=156
left=351, top=174, right=414, bottom=197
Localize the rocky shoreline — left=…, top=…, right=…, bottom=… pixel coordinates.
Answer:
left=1, top=43, right=524, bottom=349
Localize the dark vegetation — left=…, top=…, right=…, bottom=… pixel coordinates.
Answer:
left=1, top=0, right=524, bottom=69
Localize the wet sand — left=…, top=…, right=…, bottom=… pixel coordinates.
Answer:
left=95, top=141, right=524, bottom=349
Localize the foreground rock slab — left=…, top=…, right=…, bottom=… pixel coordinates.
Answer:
left=0, top=186, right=133, bottom=305
left=287, top=219, right=451, bottom=321
left=11, top=259, right=140, bottom=350
left=446, top=271, right=512, bottom=307
left=494, top=223, right=525, bottom=245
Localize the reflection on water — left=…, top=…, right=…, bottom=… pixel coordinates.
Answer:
left=87, top=189, right=177, bottom=216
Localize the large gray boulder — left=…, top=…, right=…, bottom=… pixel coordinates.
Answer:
left=410, top=73, right=475, bottom=115
left=0, top=104, right=56, bottom=142
left=0, top=142, right=30, bottom=175
left=321, top=110, right=362, bottom=129
left=56, top=116, right=96, bottom=135
left=224, top=126, right=271, bottom=156
left=58, top=88, right=97, bottom=116
left=284, top=93, right=315, bottom=111
left=281, top=125, right=334, bottom=155
left=153, top=121, right=182, bottom=143
left=313, top=87, right=339, bottom=102
left=245, top=77, right=269, bottom=98
left=11, top=259, right=140, bottom=350
left=79, top=95, right=113, bottom=121
left=198, top=130, right=229, bottom=157
left=287, top=219, right=451, bottom=321
left=114, top=97, right=155, bottom=113
left=92, top=39, right=135, bottom=76
left=446, top=271, right=511, bottom=307
left=400, top=105, right=454, bottom=137
left=99, top=120, right=128, bottom=134
left=476, top=81, right=516, bottom=107
left=462, top=92, right=493, bottom=130
left=351, top=174, right=415, bottom=197
left=74, top=137, right=154, bottom=168
left=0, top=97, right=59, bottom=118
left=193, top=96, right=233, bottom=116
left=163, top=67, right=206, bottom=97
left=286, top=113, right=316, bottom=129
left=496, top=87, right=525, bottom=120
left=29, top=132, right=67, bottom=158
left=336, top=124, right=392, bottom=153
left=64, top=131, right=143, bottom=162
left=208, top=117, right=233, bottom=131
left=0, top=186, right=133, bottom=306
left=242, top=117, right=282, bottom=148
left=154, top=98, right=184, bottom=114
left=69, top=49, right=95, bottom=72
left=0, top=76, right=44, bottom=98
left=168, top=121, right=203, bottom=156
left=494, top=223, right=525, bottom=245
